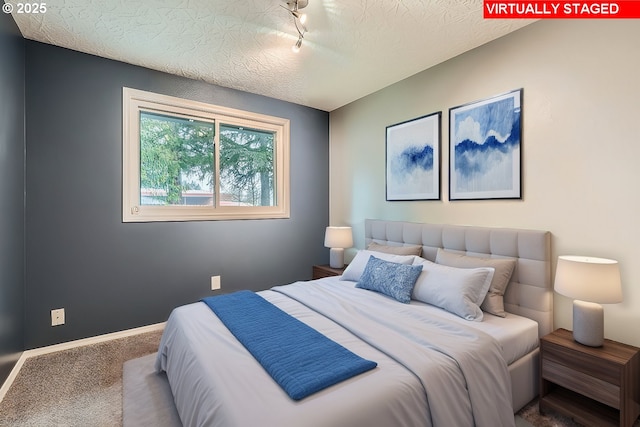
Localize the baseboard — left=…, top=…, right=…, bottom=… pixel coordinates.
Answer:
left=0, top=353, right=28, bottom=404
left=24, top=322, right=166, bottom=358
left=0, top=322, right=165, bottom=404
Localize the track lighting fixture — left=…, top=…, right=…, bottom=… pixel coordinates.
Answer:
left=282, top=0, right=308, bottom=53
left=292, top=36, right=303, bottom=53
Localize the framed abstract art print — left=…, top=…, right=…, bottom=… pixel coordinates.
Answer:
left=449, top=89, right=522, bottom=200
left=385, top=112, right=441, bottom=201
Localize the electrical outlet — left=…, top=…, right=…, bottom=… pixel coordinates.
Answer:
left=51, top=308, right=65, bottom=326
left=211, top=275, right=221, bottom=291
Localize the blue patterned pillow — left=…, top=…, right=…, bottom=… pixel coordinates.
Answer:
left=356, top=256, right=423, bottom=303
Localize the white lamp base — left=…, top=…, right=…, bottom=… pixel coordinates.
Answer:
left=329, top=248, right=345, bottom=268
left=572, top=300, right=604, bottom=347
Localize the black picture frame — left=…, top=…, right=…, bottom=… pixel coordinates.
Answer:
left=385, top=112, right=441, bottom=201
left=449, top=89, right=522, bottom=200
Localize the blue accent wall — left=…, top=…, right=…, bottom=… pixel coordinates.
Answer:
left=24, top=41, right=330, bottom=349
left=0, top=13, right=25, bottom=382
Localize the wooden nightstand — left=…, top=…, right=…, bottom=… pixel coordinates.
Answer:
left=312, top=264, right=346, bottom=279
left=539, top=328, right=640, bottom=427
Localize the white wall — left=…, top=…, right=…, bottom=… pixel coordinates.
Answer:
left=329, top=20, right=640, bottom=347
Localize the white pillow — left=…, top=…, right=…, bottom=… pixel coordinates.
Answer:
left=411, top=258, right=495, bottom=321
left=435, top=249, right=516, bottom=317
left=341, top=250, right=416, bottom=282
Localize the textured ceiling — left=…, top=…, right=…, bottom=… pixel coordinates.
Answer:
left=10, top=0, right=534, bottom=111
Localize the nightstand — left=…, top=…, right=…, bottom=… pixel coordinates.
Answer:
left=539, top=328, right=640, bottom=427
left=312, top=264, right=346, bottom=279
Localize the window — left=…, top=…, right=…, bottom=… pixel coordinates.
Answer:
left=123, top=88, right=290, bottom=222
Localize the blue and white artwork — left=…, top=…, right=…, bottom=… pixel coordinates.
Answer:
left=449, top=89, right=522, bottom=200
left=386, top=112, right=441, bottom=201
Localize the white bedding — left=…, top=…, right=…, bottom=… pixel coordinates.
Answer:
left=407, top=292, right=540, bottom=365
left=306, top=276, right=538, bottom=365
left=156, top=277, right=517, bottom=427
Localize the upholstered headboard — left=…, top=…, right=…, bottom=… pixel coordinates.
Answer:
left=364, top=219, right=553, bottom=337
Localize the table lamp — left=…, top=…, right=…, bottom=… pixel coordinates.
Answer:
left=324, top=226, right=353, bottom=268
left=554, top=255, right=622, bottom=347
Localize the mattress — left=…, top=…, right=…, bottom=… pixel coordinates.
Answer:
left=156, top=278, right=517, bottom=427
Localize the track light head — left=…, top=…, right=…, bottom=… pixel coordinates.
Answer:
left=287, top=0, right=308, bottom=10
left=292, top=36, right=303, bottom=53
left=292, top=11, right=307, bottom=24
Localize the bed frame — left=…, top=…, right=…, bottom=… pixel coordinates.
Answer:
left=364, top=219, right=552, bottom=411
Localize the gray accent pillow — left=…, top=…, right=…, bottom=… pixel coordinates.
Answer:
left=435, top=248, right=516, bottom=317
left=341, top=250, right=416, bottom=282
left=366, top=242, right=423, bottom=257
left=356, top=256, right=423, bottom=304
left=412, top=258, right=495, bottom=321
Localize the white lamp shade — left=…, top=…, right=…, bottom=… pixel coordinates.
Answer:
left=554, top=255, right=622, bottom=304
left=324, top=226, right=353, bottom=249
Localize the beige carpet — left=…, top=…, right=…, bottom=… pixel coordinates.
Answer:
left=0, top=330, right=162, bottom=426
left=0, top=329, right=633, bottom=426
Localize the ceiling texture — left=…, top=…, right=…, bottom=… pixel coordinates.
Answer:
left=10, top=0, right=534, bottom=111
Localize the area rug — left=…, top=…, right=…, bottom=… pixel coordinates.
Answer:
left=123, top=353, right=181, bottom=427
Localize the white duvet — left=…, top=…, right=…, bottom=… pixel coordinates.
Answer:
left=156, top=278, right=515, bottom=427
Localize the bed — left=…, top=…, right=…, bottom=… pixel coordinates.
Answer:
left=155, top=219, right=552, bottom=427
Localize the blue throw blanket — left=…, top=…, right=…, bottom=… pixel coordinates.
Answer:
left=201, top=290, right=377, bottom=400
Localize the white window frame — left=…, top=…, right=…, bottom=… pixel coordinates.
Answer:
left=123, top=87, right=290, bottom=222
